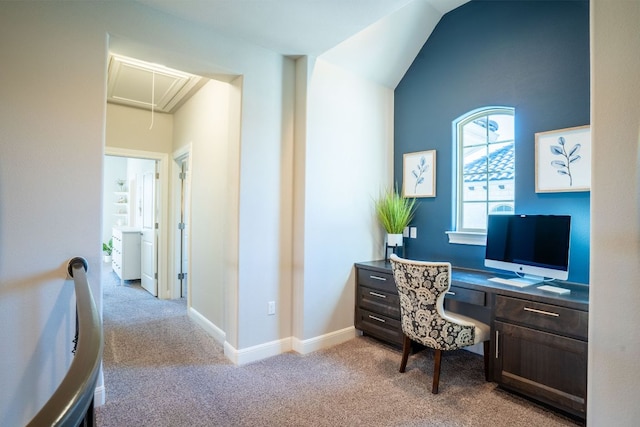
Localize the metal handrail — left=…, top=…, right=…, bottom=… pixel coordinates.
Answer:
left=27, top=257, right=104, bottom=427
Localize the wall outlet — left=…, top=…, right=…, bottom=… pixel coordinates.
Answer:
left=410, top=226, right=417, bottom=239
left=268, top=301, right=276, bottom=315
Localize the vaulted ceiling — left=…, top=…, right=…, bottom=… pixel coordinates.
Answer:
left=135, top=0, right=466, bottom=56
left=110, top=0, right=469, bottom=112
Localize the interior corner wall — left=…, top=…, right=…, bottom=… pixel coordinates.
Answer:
left=394, top=0, right=591, bottom=284
left=172, top=79, right=231, bottom=330
left=223, top=75, right=243, bottom=350
left=588, top=0, right=640, bottom=423
left=235, top=54, right=294, bottom=351
left=302, top=58, right=393, bottom=340
left=292, top=56, right=312, bottom=341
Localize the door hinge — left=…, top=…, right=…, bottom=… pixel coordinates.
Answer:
left=154, top=272, right=158, bottom=280
left=179, top=172, right=187, bottom=180
left=155, top=172, right=160, bottom=179
left=178, top=222, right=186, bottom=230
left=178, top=272, right=187, bottom=280
left=155, top=223, right=159, bottom=229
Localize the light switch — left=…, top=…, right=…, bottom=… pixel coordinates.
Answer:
left=410, top=227, right=417, bottom=239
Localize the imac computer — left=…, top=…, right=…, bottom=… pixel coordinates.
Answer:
left=484, top=214, right=571, bottom=288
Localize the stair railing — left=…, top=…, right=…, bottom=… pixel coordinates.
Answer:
left=27, top=257, right=103, bottom=427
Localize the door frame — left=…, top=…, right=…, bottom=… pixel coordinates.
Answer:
left=172, top=143, right=192, bottom=302
left=105, top=146, right=171, bottom=299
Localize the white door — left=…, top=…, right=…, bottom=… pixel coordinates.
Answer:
left=140, top=169, right=157, bottom=296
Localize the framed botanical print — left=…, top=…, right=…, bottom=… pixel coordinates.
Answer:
left=535, top=125, right=591, bottom=193
left=403, top=150, right=436, bottom=197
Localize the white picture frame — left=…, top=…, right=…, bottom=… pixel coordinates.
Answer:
left=535, top=125, right=591, bottom=193
left=403, top=150, right=436, bottom=198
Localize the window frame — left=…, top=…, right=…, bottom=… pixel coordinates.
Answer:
left=448, top=106, right=515, bottom=245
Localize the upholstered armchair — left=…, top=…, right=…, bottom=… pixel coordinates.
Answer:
left=389, top=254, right=490, bottom=393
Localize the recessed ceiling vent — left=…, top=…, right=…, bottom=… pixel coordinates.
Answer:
left=107, top=54, right=204, bottom=113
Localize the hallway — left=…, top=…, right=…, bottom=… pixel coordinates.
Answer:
left=97, top=266, right=231, bottom=426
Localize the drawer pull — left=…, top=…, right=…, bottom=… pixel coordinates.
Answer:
left=495, top=331, right=499, bottom=359
left=370, top=275, right=387, bottom=281
left=524, top=307, right=560, bottom=317
left=368, top=315, right=386, bottom=323
left=369, top=291, right=386, bottom=299
left=446, top=291, right=456, bottom=296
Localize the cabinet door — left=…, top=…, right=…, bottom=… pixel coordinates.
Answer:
left=494, top=320, right=587, bottom=418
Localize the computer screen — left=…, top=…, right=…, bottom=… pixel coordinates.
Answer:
left=484, top=214, right=571, bottom=282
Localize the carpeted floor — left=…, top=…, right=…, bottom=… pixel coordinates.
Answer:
left=96, top=267, right=582, bottom=427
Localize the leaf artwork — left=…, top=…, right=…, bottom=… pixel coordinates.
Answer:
left=549, top=136, right=581, bottom=186
left=412, top=156, right=429, bottom=193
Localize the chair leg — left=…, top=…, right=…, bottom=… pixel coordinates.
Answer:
left=483, top=340, right=490, bottom=382
left=432, top=349, right=442, bottom=394
left=399, top=335, right=411, bottom=373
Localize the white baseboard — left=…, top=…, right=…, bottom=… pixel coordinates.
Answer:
left=188, top=306, right=225, bottom=345
left=224, top=337, right=293, bottom=365
left=292, top=326, right=358, bottom=355
left=223, top=327, right=359, bottom=365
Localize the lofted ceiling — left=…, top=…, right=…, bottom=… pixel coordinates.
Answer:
left=135, top=0, right=467, bottom=56
left=110, top=0, right=468, bottom=112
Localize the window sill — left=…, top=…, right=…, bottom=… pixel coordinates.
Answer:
left=446, top=231, right=487, bottom=246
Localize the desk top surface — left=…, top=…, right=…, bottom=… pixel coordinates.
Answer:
left=355, top=259, right=589, bottom=311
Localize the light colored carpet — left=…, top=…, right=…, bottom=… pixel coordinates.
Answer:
left=96, top=268, right=582, bottom=427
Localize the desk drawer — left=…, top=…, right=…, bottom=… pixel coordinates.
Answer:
left=358, top=268, right=396, bottom=294
left=358, top=286, right=400, bottom=319
left=495, top=295, right=588, bottom=340
left=356, top=308, right=403, bottom=346
left=446, top=286, right=486, bottom=306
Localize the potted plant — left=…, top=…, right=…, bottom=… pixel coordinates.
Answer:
left=102, top=238, right=113, bottom=263
left=375, top=186, right=417, bottom=247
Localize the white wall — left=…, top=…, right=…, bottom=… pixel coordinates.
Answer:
left=106, top=103, right=173, bottom=153
left=295, top=58, right=393, bottom=344
left=588, top=0, right=640, bottom=423
left=234, top=54, right=296, bottom=352
left=172, top=80, right=231, bottom=331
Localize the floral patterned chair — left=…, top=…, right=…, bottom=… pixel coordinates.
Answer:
left=389, top=254, right=490, bottom=393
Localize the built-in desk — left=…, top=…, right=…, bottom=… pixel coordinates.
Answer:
left=354, top=260, right=589, bottom=419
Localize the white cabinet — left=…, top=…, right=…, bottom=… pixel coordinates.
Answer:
left=112, top=227, right=141, bottom=284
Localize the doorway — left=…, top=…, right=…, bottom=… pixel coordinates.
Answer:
left=103, top=147, right=170, bottom=298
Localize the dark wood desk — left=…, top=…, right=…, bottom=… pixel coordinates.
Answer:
left=354, top=260, right=589, bottom=419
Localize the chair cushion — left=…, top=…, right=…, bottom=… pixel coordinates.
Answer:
left=443, top=311, right=490, bottom=344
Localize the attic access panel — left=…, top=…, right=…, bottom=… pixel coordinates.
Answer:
left=107, top=54, right=202, bottom=113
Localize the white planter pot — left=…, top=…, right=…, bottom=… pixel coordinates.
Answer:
left=387, top=233, right=404, bottom=247
left=104, top=255, right=112, bottom=263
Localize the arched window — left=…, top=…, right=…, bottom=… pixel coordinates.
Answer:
left=451, top=107, right=515, bottom=242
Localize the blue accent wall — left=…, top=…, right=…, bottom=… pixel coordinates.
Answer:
left=394, top=0, right=590, bottom=284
